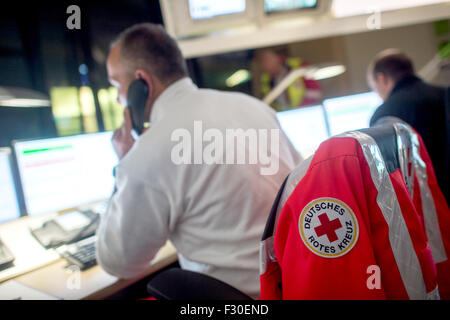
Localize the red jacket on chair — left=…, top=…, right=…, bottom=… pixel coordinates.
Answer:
left=400, top=124, right=450, bottom=299
left=259, top=126, right=440, bottom=300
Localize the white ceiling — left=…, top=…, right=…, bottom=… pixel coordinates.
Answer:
left=176, top=1, right=450, bottom=58
left=331, top=0, right=450, bottom=17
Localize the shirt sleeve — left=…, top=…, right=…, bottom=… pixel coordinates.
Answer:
left=95, top=164, right=170, bottom=279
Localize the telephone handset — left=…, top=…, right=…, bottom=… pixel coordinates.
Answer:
left=127, top=78, right=149, bottom=136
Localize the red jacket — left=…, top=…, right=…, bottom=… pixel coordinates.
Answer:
left=260, top=127, right=440, bottom=299
left=401, top=124, right=450, bottom=299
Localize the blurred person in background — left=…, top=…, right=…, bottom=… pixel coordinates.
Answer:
left=368, top=48, right=449, bottom=202
left=255, top=48, right=322, bottom=111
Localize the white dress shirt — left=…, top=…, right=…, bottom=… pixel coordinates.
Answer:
left=96, top=77, right=301, bottom=299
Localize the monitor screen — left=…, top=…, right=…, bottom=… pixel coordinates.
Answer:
left=323, top=92, right=382, bottom=136
left=265, top=0, right=318, bottom=13
left=189, top=0, right=246, bottom=20
left=14, top=132, right=118, bottom=216
left=0, top=149, right=21, bottom=224
left=277, top=105, right=330, bottom=159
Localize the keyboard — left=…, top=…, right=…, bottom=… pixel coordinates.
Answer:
left=60, top=236, right=97, bottom=271
left=0, top=238, right=15, bottom=271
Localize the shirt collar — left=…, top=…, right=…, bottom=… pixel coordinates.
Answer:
left=150, top=77, right=197, bottom=123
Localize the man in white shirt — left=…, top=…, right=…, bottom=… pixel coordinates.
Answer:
left=96, top=23, right=301, bottom=299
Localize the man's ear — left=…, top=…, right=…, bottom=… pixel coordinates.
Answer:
left=374, top=72, right=382, bottom=84
left=134, top=69, right=152, bottom=92
left=376, top=72, right=390, bottom=87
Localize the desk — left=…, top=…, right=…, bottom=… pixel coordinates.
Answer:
left=13, top=240, right=177, bottom=300
left=0, top=213, right=60, bottom=283
left=0, top=210, right=178, bottom=299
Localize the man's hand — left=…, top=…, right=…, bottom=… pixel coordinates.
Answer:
left=112, top=108, right=135, bottom=160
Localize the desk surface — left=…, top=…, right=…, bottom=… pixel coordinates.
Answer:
left=14, top=241, right=177, bottom=300
left=0, top=211, right=178, bottom=300
left=0, top=213, right=61, bottom=283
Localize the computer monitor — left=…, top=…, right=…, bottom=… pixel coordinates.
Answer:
left=189, top=0, right=247, bottom=20
left=260, top=0, right=332, bottom=25
left=161, top=0, right=331, bottom=39
left=13, top=132, right=118, bottom=216
left=160, top=0, right=257, bottom=39
left=323, top=92, right=383, bottom=136
left=0, top=148, right=21, bottom=224
left=277, top=105, right=330, bottom=159
left=265, top=0, right=318, bottom=13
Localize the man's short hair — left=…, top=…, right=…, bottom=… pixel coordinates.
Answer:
left=112, top=23, right=188, bottom=86
left=370, top=49, right=415, bottom=83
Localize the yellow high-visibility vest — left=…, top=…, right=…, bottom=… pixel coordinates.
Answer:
left=260, top=57, right=306, bottom=110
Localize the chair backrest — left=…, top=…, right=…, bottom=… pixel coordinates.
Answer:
left=393, top=120, right=450, bottom=299
left=259, top=121, right=443, bottom=299
left=374, top=118, right=449, bottom=274
left=371, top=116, right=415, bottom=198
left=147, top=268, right=252, bottom=300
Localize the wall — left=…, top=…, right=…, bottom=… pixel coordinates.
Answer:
left=341, top=22, right=439, bottom=94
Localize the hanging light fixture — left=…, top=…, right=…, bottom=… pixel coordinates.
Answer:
left=226, top=69, right=251, bottom=87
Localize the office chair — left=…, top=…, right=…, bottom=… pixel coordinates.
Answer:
left=147, top=120, right=448, bottom=300
left=147, top=268, right=251, bottom=300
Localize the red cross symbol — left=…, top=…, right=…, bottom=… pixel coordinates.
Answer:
left=314, top=213, right=343, bottom=243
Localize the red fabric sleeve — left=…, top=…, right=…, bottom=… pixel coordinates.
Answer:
left=273, top=144, right=387, bottom=299
left=259, top=262, right=283, bottom=300
left=416, top=132, right=450, bottom=299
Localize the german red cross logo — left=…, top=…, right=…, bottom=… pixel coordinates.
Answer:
left=299, top=198, right=359, bottom=258
left=314, top=213, right=342, bottom=243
